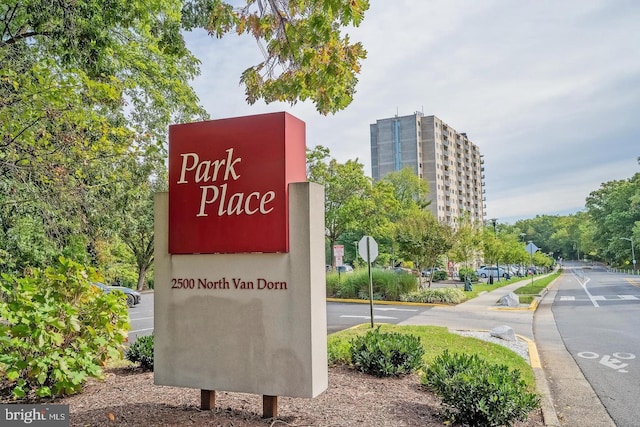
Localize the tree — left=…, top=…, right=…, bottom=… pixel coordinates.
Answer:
left=109, top=160, right=167, bottom=290
left=381, top=167, right=429, bottom=211
left=501, top=233, right=528, bottom=272
left=183, top=0, right=370, bottom=115
left=396, top=211, right=453, bottom=287
left=481, top=227, right=501, bottom=270
left=1, top=0, right=206, bottom=272
left=349, top=179, right=399, bottom=258
left=449, top=212, right=483, bottom=280
left=586, top=174, right=640, bottom=265
left=307, top=146, right=373, bottom=263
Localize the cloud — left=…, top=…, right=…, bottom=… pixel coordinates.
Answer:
left=486, top=157, right=638, bottom=221
left=182, top=0, right=640, bottom=222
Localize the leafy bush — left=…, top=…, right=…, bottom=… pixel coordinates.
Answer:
left=423, top=350, right=539, bottom=426
left=458, top=267, right=478, bottom=282
left=401, top=288, right=467, bottom=304
left=327, top=336, right=352, bottom=366
left=349, top=326, right=424, bottom=377
left=432, top=270, right=448, bottom=281
left=0, top=258, right=130, bottom=398
left=126, top=334, right=154, bottom=371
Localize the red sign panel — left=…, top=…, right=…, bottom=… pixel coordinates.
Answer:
left=168, top=112, right=306, bottom=254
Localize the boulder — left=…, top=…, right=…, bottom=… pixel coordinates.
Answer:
left=490, top=325, right=517, bottom=342
left=499, top=292, right=520, bottom=307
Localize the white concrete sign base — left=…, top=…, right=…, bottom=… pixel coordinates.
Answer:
left=154, top=182, right=327, bottom=398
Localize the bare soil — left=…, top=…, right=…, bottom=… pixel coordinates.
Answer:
left=40, top=365, right=544, bottom=426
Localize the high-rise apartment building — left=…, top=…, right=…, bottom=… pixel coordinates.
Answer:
left=370, top=113, right=485, bottom=225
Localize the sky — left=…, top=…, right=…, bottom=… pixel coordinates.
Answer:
left=182, top=0, right=640, bottom=224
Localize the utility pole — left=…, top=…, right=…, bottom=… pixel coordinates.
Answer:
left=621, top=237, right=636, bottom=272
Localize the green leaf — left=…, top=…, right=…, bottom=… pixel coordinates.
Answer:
left=7, top=370, right=20, bottom=381
left=35, top=386, right=52, bottom=397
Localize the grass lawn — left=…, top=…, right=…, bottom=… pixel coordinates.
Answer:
left=463, top=275, right=530, bottom=299
left=328, top=323, right=536, bottom=389
left=513, top=272, right=562, bottom=304
left=464, top=271, right=561, bottom=302
left=514, top=273, right=561, bottom=296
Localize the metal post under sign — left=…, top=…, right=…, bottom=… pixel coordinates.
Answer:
left=358, top=236, right=378, bottom=328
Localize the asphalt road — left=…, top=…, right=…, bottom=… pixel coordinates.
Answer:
left=127, top=293, right=154, bottom=343
left=552, top=264, right=640, bottom=427
left=128, top=293, right=429, bottom=340
left=326, top=301, right=427, bottom=333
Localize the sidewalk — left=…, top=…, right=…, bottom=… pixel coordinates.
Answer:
left=401, top=278, right=536, bottom=339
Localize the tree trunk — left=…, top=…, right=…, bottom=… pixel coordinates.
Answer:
left=136, top=265, right=148, bottom=291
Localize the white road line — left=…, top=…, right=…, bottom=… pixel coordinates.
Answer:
left=129, top=328, right=154, bottom=334
left=559, top=295, right=640, bottom=302
left=340, top=315, right=398, bottom=320
left=573, top=273, right=599, bottom=307
left=374, top=308, right=418, bottom=312
left=129, top=316, right=154, bottom=321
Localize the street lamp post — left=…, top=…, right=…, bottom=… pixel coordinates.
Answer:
left=519, top=233, right=526, bottom=276
left=490, top=218, right=499, bottom=282
left=620, top=237, right=636, bottom=272
left=353, top=241, right=359, bottom=264
left=528, top=241, right=535, bottom=286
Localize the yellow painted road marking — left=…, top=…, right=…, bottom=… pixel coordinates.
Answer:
left=625, top=278, right=640, bottom=287
left=518, top=335, right=542, bottom=369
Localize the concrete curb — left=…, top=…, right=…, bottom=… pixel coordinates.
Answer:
left=489, top=280, right=549, bottom=311
left=525, top=278, right=562, bottom=426
left=518, top=334, right=561, bottom=426
left=533, top=273, right=616, bottom=426
left=325, top=297, right=451, bottom=307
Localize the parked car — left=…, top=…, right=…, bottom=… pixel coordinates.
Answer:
left=336, top=265, right=354, bottom=273
left=475, top=266, right=507, bottom=278
left=507, top=265, right=523, bottom=277
left=93, top=282, right=141, bottom=307
left=392, top=266, right=413, bottom=275
left=421, top=267, right=441, bottom=277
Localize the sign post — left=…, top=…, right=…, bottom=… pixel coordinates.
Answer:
left=333, top=245, right=344, bottom=281
left=358, top=236, right=378, bottom=328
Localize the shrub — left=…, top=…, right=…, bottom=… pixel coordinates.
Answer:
left=432, top=270, right=448, bottom=281
left=423, top=350, right=539, bottom=426
left=349, top=326, right=424, bottom=377
left=400, top=288, right=467, bottom=304
left=0, top=258, right=129, bottom=398
left=126, top=334, right=155, bottom=371
left=458, top=267, right=478, bottom=282
left=327, top=336, right=351, bottom=366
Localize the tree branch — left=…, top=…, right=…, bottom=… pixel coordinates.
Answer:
left=0, top=30, right=52, bottom=48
